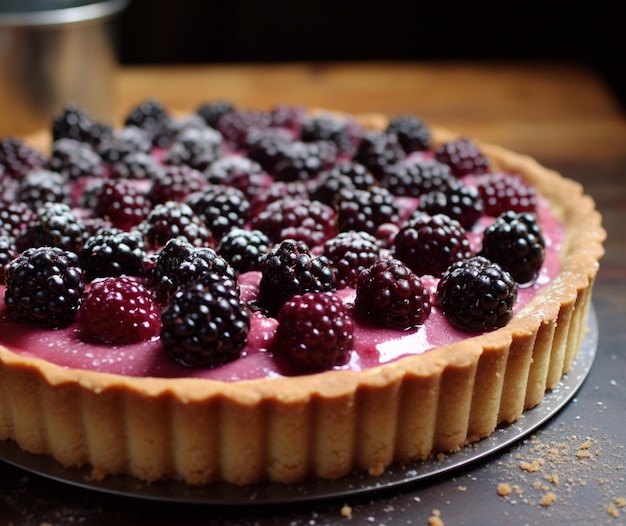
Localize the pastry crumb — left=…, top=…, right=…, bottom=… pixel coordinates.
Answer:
left=520, top=459, right=543, bottom=472
left=497, top=482, right=512, bottom=496
left=607, top=503, right=620, bottom=518
left=340, top=504, right=352, bottom=518
left=428, top=509, right=444, bottom=526
left=539, top=491, right=557, bottom=507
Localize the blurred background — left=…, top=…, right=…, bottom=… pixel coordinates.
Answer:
left=117, top=0, right=626, bottom=110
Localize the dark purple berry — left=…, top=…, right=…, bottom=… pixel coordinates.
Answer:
left=17, top=169, right=69, bottom=210
left=335, top=186, right=400, bottom=235
left=251, top=197, right=337, bottom=249
left=353, top=130, right=405, bottom=179
left=16, top=202, right=88, bottom=253
left=217, top=227, right=271, bottom=274
left=47, top=138, right=105, bottom=180
left=355, top=258, right=431, bottom=330
left=479, top=211, right=546, bottom=283
left=323, top=230, right=380, bottom=288
left=150, top=237, right=234, bottom=300
left=380, top=157, right=454, bottom=198
left=150, top=165, right=208, bottom=205
left=196, top=100, right=235, bottom=129
left=0, top=137, right=47, bottom=180
left=386, top=115, right=431, bottom=153
left=436, top=256, right=517, bottom=332
left=80, top=228, right=147, bottom=281
left=4, top=246, right=84, bottom=327
left=139, top=201, right=212, bottom=251
left=186, top=185, right=250, bottom=242
left=258, top=239, right=336, bottom=316
left=417, top=180, right=483, bottom=229
left=160, top=271, right=250, bottom=367
left=393, top=212, right=472, bottom=277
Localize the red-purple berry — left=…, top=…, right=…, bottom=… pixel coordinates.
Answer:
left=80, top=276, right=161, bottom=344
left=272, top=292, right=354, bottom=374
left=434, top=137, right=490, bottom=178
left=476, top=172, right=538, bottom=217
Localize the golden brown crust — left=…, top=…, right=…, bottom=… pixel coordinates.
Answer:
left=0, top=118, right=605, bottom=485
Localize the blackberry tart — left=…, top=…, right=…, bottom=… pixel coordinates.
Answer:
left=0, top=102, right=604, bottom=485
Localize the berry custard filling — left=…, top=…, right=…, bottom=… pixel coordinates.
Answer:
left=0, top=101, right=562, bottom=381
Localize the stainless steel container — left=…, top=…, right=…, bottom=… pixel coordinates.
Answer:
left=0, top=0, right=127, bottom=137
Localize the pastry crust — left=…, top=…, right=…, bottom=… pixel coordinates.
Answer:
left=0, top=117, right=605, bottom=485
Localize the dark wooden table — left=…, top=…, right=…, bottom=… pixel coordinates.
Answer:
left=1, top=62, right=625, bottom=525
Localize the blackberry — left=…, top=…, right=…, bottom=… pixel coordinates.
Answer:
left=160, top=271, right=250, bottom=367
left=93, top=179, right=152, bottom=231
left=17, top=169, right=69, bottom=210
left=258, top=239, right=336, bottom=316
left=386, top=115, right=431, bottom=153
left=300, top=114, right=355, bottom=154
left=251, top=197, right=337, bottom=249
left=4, top=246, right=84, bottom=327
left=0, top=137, right=47, bottom=180
left=196, top=99, right=235, bottom=129
left=217, top=227, right=271, bottom=274
left=479, top=211, right=546, bottom=284
left=335, top=186, right=400, bottom=236
left=150, top=164, right=207, bottom=205
left=110, top=151, right=165, bottom=180
left=272, top=140, right=338, bottom=182
left=185, top=185, right=250, bottom=242
left=309, top=161, right=377, bottom=206
left=16, top=202, right=87, bottom=253
left=394, top=212, right=472, bottom=278
left=139, top=200, right=212, bottom=250
left=323, top=230, right=380, bottom=289
left=47, top=138, right=105, bottom=180
left=154, top=114, right=208, bottom=149
left=269, top=104, right=307, bottom=134
left=163, top=126, right=223, bottom=171
left=0, top=201, right=36, bottom=237
left=80, top=228, right=147, bottom=281
left=355, top=258, right=431, bottom=330
left=205, top=156, right=268, bottom=200
left=80, top=276, right=160, bottom=344
left=246, top=128, right=295, bottom=173
left=51, top=103, right=106, bottom=146
left=249, top=180, right=309, bottom=217
left=124, top=99, right=170, bottom=144
left=272, top=292, right=354, bottom=374
left=436, top=256, right=517, bottom=332
left=417, top=180, right=484, bottom=229
left=476, top=172, right=538, bottom=217
left=0, top=235, right=18, bottom=283
left=97, top=126, right=152, bottom=164
left=353, top=130, right=405, bottom=179
left=434, top=137, right=490, bottom=178
left=380, top=157, right=454, bottom=198
left=216, top=109, right=273, bottom=149
left=150, top=237, right=235, bottom=300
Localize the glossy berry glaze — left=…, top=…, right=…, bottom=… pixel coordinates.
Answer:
left=0, top=193, right=562, bottom=382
